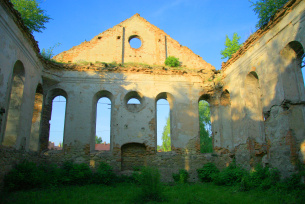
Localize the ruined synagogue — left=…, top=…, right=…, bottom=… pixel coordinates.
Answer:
left=0, top=0, right=305, bottom=183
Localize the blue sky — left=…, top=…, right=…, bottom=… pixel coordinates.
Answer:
left=34, top=0, right=259, bottom=70
left=35, top=0, right=304, bottom=146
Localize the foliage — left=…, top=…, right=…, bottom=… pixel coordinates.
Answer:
left=161, top=116, right=171, bottom=152
left=135, top=167, right=166, bottom=203
left=213, top=162, right=246, bottom=186
left=172, top=169, right=190, bottom=183
left=3, top=161, right=61, bottom=191
left=199, top=100, right=213, bottom=153
left=240, top=165, right=280, bottom=191
left=3, top=160, right=116, bottom=192
left=250, top=0, right=289, bottom=29
left=197, top=162, right=220, bottom=182
left=280, top=171, right=305, bottom=191
left=11, top=0, right=51, bottom=33
left=61, top=161, right=92, bottom=185
left=95, top=135, right=103, bottom=144
left=41, top=43, right=61, bottom=60
left=3, top=182, right=305, bottom=204
left=165, top=56, right=180, bottom=67
left=220, top=32, right=242, bottom=60
left=92, top=162, right=115, bottom=185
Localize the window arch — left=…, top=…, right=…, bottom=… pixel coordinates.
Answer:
left=155, top=92, right=174, bottom=152
left=2, top=61, right=25, bottom=147
left=198, top=94, right=212, bottom=153
left=244, top=71, right=264, bottom=141
left=124, top=91, right=144, bottom=112
left=280, top=41, right=305, bottom=100
left=92, top=90, right=114, bottom=151
left=29, top=84, right=43, bottom=151
left=40, top=88, right=67, bottom=151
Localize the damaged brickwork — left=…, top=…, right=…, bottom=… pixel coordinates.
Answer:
left=0, top=0, right=304, bottom=185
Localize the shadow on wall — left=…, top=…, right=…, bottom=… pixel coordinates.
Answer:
left=226, top=12, right=305, bottom=176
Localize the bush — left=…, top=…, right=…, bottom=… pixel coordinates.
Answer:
left=197, top=162, right=220, bottom=182
left=281, top=171, right=305, bottom=191
left=4, top=161, right=47, bottom=191
left=135, top=167, right=165, bottom=203
left=93, top=162, right=116, bottom=185
left=213, top=162, right=246, bottom=186
left=165, top=56, right=180, bottom=67
left=61, top=161, right=92, bottom=185
left=173, top=169, right=189, bottom=184
left=240, top=165, right=280, bottom=191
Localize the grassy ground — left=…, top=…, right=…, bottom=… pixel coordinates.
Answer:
left=1, top=182, right=303, bottom=204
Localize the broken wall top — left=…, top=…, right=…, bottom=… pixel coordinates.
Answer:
left=53, top=14, right=215, bottom=71
left=221, top=0, right=302, bottom=70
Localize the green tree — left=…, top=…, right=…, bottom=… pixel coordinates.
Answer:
left=161, top=116, right=171, bottom=151
left=199, top=100, right=213, bottom=153
left=95, top=136, right=103, bottom=144
left=250, top=0, right=289, bottom=29
left=220, top=32, right=242, bottom=60
left=11, top=0, right=51, bottom=33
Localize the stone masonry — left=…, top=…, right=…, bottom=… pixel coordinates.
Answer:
left=0, top=0, right=304, bottom=183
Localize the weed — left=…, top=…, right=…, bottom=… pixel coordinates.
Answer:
left=165, top=56, right=180, bottom=67
left=134, top=167, right=166, bottom=203
left=213, top=162, right=246, bottom=186
left=92, top=162, right=115, bottom=185
left=173, top=169, right=190, bottom=183
left=40, top=43, right=61, bottom=60
left=197, top=162, right=219, bottom=182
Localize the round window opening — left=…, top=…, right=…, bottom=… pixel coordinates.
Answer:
left=129, top=35, right=142, bottom=49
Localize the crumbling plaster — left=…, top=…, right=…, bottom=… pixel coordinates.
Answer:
left=0, top=0, right=305, bottom=183
left=222, top=0, right=305, bottom=173
left=0, top=0, right=43, bottom=151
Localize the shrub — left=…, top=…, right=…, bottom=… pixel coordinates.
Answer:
left=240, top=165, right=280, bottom=191
left=136, top=167, right=165, bottom=203
left=173, top=169, right=189, bottom=184
left=197, top=162, right=219, bottom=182
left=93, top=162, right=115, bottom=185
left=165, top=56, right=180, bottom=67
left=4, top=161, right=45, bottom=191
left=281, top=171, right=305, bottom=191
left=213, top=162, right=246, bottom=186
left=61, top=161, right=92, bottom=185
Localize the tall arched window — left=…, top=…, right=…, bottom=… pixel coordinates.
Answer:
left=280, top=41, right=305, bottom=100
left=198, top=95, right=212, bottom=153
left=95, top=97, right=111, bottom=151
left=244, top=71, right=264, bottom=141
left=49, top=95, right=66, bottom=150
left=92, top=90, right=113, bottom=151
left=301, top=54, right=305, bottom=87
left=156, top=98, right=170, bottom=152
left=3, top=61, right=25, bottom=147
left=29, top=84, right=43, bottom=151
left=39, top=89, right=67, bottom=151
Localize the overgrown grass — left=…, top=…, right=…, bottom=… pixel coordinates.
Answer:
left=2, top=161, right=304, bottom=203
left=1, top=182, right=304, bottom=204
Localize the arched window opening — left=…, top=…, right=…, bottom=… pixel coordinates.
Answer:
left=29, top=84, right=43, bottom=151
left=49, top=96, right=66, bottom=150
left=198, top=100, right=212, bottom=153
left=156, top=99, right=171, bottom=152
left=3, top=61, right=25, bottom=147
left=281, top=41, right=305, bottom=100
left=127, top=98, right=141, bottom=104
left=301, top=53, right=305, bottom=87
left=95, top=97, right=111, bottom=151
left=244, top=72, right=264, bottom=141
